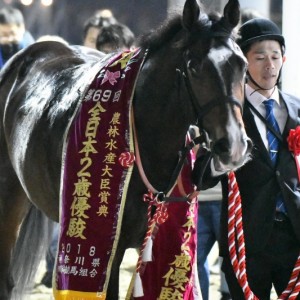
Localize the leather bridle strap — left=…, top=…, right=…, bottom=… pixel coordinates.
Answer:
left=132, top=107, right=206, bottom=201
left=181, top=59, right=243, bottom=127
left=159, top=134, right=207, bottom=202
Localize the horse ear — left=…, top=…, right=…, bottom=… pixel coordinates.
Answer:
left=182, top=0, right=200, bottom=31
left=223, top=0, right=240, bottom=29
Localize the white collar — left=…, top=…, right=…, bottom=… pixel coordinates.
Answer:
left=245, top=84, right=280, bottom=110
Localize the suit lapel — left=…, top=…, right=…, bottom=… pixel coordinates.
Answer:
left=244, top=93, right=300, bottom=167
left=244, top=103, right=272, bottom=165
left=281, top=92, right=299, bottom=139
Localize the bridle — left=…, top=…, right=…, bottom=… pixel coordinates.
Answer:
left=182, top=64, right=243, bottom=124
left=134, top=38, right=245, bottom=202
left=181, top=38, right=244, bottom=129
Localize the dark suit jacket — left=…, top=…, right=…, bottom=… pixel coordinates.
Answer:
left=218, top=91, right=300, bottom=257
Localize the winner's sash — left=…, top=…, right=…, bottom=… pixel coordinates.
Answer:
left=54, top=48, right=144, bottom=300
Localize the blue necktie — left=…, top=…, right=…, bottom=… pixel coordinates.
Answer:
left=263, top=99, right=287, bottom=214
left=264, top=99, right=280, bottom=165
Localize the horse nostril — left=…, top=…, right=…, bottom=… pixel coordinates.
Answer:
left=213, top=138, right=230, bottom=156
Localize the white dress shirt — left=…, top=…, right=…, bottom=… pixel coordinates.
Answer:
left=245, top=84, right=288, bottom=150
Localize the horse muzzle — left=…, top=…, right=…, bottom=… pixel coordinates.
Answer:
left=212, top=136, right=253, bottom=172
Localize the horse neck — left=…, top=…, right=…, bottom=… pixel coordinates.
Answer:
left=134, top=45, right=196, bottom=191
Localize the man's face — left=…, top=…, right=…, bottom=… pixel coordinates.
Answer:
left=246, top=40, right=284, bottom=94
left=0, top=23, right=24, bottom=45
left=83, top=26, right=101, bottom=49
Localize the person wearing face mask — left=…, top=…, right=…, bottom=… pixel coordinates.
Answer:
left=192, top=18, right=300, bottom=299
left=0, top=6, right=34, bottom=69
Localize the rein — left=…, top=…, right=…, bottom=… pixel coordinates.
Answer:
left=132, top=107, right=206, bottom=202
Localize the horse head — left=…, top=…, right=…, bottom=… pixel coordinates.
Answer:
left=182, top=0, right=252, bottom=172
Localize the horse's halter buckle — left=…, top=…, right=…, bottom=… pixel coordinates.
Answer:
left=154, top=191, right=166, bottom=203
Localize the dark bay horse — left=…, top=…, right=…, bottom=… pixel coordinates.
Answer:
left=0, top=0, right=251, bottom=298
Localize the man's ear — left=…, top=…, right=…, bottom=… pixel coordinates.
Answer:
left=282, top=55, right=286, bottom=63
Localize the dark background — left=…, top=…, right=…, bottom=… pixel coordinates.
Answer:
left=1, top=0, right=282, bottom=45
left=13, top=0, right=169, bottom=45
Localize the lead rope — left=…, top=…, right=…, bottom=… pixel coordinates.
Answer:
left=133, top=191, right=169, bottom=297
left=228, top=171, right=258, bottom=300
left=228, top=171, right=300, bottom=300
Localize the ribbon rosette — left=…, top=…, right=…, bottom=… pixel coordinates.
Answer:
left=287, top=126, right=300, bottom=181
left=118, top=151, right=135, bottom=167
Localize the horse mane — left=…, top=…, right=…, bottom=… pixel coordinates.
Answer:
left=137, top=15, right=182, bottom=51
left=137, top=11, right=236, bottom=54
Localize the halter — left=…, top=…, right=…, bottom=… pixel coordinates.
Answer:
left=132, top=52, right=215, bottom=204
left=134, top=42, right=245, bottom=202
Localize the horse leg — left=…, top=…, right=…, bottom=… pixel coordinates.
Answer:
left=107, top=238, right=127, bottom=300
left=0, top=162, right=29, bottom=299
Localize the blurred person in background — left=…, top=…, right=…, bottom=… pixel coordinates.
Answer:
left=0, top=6, right=34, bottom=68
left=96, top=22, right=135, bottom=54
left=241, top=7, right=264, bottom=24
left=83, top=9, right=117, bottom=49
left=197, top=184, right=232, bottom=300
